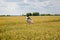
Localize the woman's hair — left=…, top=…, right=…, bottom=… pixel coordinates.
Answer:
left=27, top=15, right=29, bottom=17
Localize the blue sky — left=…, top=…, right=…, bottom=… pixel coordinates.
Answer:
left=0, top=0, right=60, bottom=15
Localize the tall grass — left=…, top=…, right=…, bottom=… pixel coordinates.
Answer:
left=0, top=16, right=60, bottom=40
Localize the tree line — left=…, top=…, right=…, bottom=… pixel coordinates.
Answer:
left=26, top=12, right=60, bottom=16
left=0, top=12, right=60, bottom=16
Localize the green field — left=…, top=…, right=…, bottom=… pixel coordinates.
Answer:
left=0, top=16, right=60, bottom=40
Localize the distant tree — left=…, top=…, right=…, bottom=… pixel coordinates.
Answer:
left=0, top=15, right=5, bottom=17
left=7, top=15, right=10, bottom=16
left=47, top=14, right=52, bottom=16
left=54, top=14, right=60, bottom=16
left=26, top=13, right=32, bottom=16
left=41, top=14, right=52, bottom=16
left=40, top=14, right=45, bottom=16
left=33, top=12, right=39, bottom=16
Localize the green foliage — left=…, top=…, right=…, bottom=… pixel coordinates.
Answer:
left=25, top=12, right=60, bottom=16
left=40, top=14, right=53, bottom=16
left=26, top=13, right=32, bottom=16
left=32, top=12, right=40, bottom=16
left=26, top=12, right=40, bottom=16
left=54, top=14, right=60, bottom=16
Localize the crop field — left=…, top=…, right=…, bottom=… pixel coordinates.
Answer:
left=0, top=16, right=60, bottom=40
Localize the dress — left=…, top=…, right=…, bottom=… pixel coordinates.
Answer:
left=26, top=17, right=31, bottom=23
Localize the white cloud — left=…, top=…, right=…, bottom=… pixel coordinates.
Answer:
left=23, top=0, right=28, bottom=3
left=0, top=0, right=53, bottom=15
left=19, top=0, right=51, bottom=14
left=0, top=0, right=60, bottom=15
left=0, top=0, right=20, bottom=15
left=23, top=0, right=50, bottom=7
left=46, top=0, right=60, bottom=14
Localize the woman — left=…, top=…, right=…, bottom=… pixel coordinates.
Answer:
left=26, top=15, right=32, bottom=24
